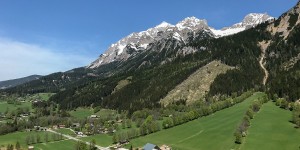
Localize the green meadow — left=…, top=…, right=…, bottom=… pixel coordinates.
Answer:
left=129, top=93, right=265, bottom=150
left=34, top=139, right=76, bottom=150
left=240, top=102, right=300, bottom=150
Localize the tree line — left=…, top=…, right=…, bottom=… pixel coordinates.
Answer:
left=234, top=94, right=269, bottom=144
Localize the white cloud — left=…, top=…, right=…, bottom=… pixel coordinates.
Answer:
left=0, top=38, right=95, bottom=81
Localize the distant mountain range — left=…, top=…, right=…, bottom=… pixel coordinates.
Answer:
left=0, top=75, right=41, bottom=89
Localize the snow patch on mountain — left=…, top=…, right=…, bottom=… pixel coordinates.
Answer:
left=211, top=13, right=274, bottom=37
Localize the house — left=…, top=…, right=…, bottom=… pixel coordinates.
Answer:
left=143, top=143, right=161, bottom=150
left=41, top=127, right=47, bottom=131
left=77, top=131, right=84, bottom=137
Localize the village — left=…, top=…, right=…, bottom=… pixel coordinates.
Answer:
left=0, top=93, right=172, bottom=150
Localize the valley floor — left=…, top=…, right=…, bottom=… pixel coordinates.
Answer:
left=1, top=93, right=299, bottom=150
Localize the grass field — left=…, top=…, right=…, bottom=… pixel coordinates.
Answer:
left=36, top=93, right=55, bottom=101
left=94, top=109, right=117, bottom=119
left=0, top=131, right=59, bottom=149
left=0, top=101, right=32, bottom=113
left=129, top=92, right=265, bottom=150
left=69, top=108, right=94, bottom=119
left=80, top=134, right=112, bottom=147
left=55, top=128, right=75, bottom=136
left=240, top=102, right=300, bottom=150
left=34, top=139, right=76, bottom=150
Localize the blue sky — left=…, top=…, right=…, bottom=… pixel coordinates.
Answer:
left=0, top=0, right=298, bottom=81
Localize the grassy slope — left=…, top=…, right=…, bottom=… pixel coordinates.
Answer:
left=55, top=128, right=75, bottom=136
left=69, top=108, right=94, bottom=119
left=80, top=134, right=112, bottom=147
left=70, top=108, right=117, bottom=119
left=94, top=109, right=117, bottom=118
left=130, top=92, right=265, bottom=150
left=36, top=93, right=55, bottom=101
left=240, top=102, right=300, bottom=150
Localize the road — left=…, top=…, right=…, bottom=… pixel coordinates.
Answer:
left=47, top=129, right=110, bottom=150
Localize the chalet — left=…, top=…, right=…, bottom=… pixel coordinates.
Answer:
left=143, top=143, right=161, bottom=150
left=28, top=146, right=34, bottom=150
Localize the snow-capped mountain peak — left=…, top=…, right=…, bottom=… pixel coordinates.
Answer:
left=176, top=16, right=208, bottom=31
left=235, top=13, right=274, bottom=28
left=88, top=13, right=274, bottom=68
left=155, top=21, right=174, bottom=28
left=211, top=13, right=274, bottom=37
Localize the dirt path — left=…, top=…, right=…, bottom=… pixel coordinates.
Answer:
left=258, top=41, right=270, bottom=85
left=177, top=130, right=204, bottom=143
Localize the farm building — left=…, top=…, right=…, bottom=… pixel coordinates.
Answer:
left=143, top=143, right=161, bottom=150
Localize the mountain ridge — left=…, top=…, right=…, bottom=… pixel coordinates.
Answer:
left=0, top=75, right=41, bottom=89
left=88, top=13, right=274, bottom=68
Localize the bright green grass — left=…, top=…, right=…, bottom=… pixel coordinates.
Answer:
left=0, top=101, right=32, bottom=113
left=80, top=134, right=112, bottom=147
left=69, top=108, right=94, bottom=119
left=36, top=93, right=55, bottom=101
left=55, top=128, right=75, bottom=136
left=94, top=109, right=117, bottom=118
left=129, top=92, right=265, bottom=150
left=0, top=131, right=58, bottom=149
left=34, top=139, right=76, bottom=150
left=240, top=102, right=300, bottom=150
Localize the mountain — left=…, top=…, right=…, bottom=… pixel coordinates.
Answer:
left=0, top=75, right=41, bottom=89
left=88, top=13, right=274, bottom=68
left=210, top=13, right=274, bottom=37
